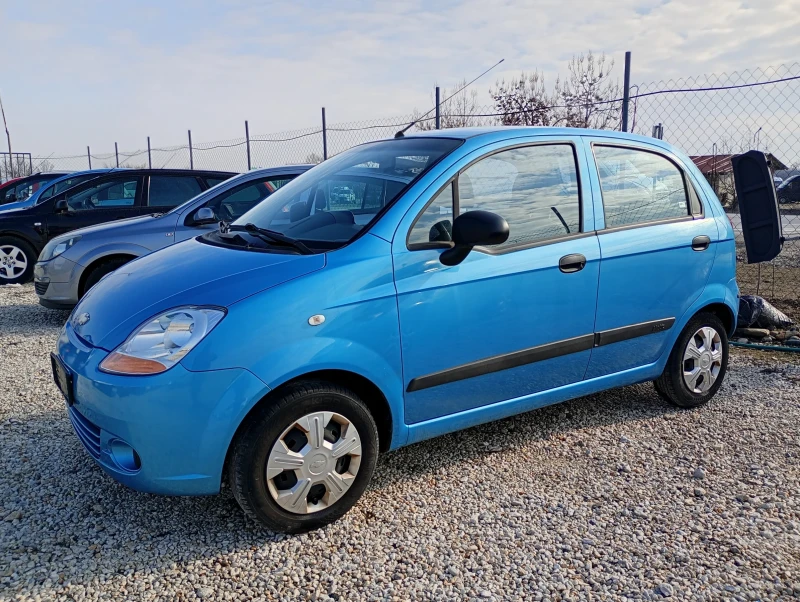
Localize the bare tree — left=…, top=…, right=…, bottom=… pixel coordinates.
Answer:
left=305, top=152, right=323, bottom=164
left=490, top=71, right=554, bottom=126
left=412, top=80, right=485, bottom=131
left=553, top=52, right=621, bottom=129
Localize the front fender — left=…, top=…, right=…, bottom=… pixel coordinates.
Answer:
left=73, top=241, right=151, bottom=268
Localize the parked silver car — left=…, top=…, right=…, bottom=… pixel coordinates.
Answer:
left=34, top=165, right=311, bottom=309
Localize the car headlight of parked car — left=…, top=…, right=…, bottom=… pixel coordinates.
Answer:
left=39, top=235, right=82, bottom=261
left=99, top=307, right=226, bottom=375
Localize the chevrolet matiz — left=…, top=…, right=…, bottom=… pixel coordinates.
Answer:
left=51, top=128, right=781, bottom=533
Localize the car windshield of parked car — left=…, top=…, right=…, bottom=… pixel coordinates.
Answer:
left=215, top=137, right=461, bottom=251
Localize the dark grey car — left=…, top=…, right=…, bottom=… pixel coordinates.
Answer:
left=34, top=165, right=311, bottom=308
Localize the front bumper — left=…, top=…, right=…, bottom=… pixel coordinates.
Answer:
left=34, top=256, right=81, bottom=308
left=56, top=322, right=271, bottom=495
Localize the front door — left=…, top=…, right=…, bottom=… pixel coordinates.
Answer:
left=582, top=139, right=719, bottom=379
left=393, top=141, right=600, bottom=424
left=45, top=175, right=143, bottom=241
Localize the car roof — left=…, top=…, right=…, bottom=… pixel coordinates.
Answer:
left=406, top=125, right=663, bottom=144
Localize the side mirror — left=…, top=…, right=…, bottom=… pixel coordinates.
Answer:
left=440, top=210, right=509, bottom=266
left=192, top=207, right=217, bottom=226
left=54, top=199, right=69, bottom=214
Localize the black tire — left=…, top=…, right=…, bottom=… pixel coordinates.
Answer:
left=81, top=257, right=132, bottom=297
left=654, top=312, right=729, bottom=408
left=0, top=236, right=36, bottom=284
left=229, top=381, right=379, bottom=533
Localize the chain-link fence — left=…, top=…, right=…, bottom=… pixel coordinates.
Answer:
left=12, top=61, right=800, bottom=339
left=633, top=63, right=800, bottom=338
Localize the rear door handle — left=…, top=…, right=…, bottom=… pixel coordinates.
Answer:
left=692, top=235, right=711, bottom=251
left=559, top=253, right=586, bottom=273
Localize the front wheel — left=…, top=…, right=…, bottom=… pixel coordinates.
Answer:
left=0, top=237, right=35, bottom=284
left=654, top=312, right=729, bottom=408
left=229, top=382, right=379, bottom=533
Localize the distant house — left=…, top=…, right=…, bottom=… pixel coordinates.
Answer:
left=689, top=153, right=789, bottom=208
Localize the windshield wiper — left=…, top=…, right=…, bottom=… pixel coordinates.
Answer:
left=228, top=223, right=314, bottom=255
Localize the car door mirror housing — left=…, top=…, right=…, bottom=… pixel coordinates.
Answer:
left=54, top=199, right=69, bottom=214
left=192, top=207, right=217, bottom=226
left=439, top=210, right=509, bottom=266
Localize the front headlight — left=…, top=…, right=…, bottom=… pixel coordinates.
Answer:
left=39, top=235, right=82, bottom=261
left=99, top=306, right=225, bottom=375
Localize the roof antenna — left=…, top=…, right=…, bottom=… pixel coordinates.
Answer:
left=395, top=58, right=505, bottom=138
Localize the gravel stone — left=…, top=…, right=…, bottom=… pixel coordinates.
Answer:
left=2, top=284, right=800, bottom=601
left=692, top=466, right=706, bottom=480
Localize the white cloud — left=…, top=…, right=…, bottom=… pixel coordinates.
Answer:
left=2, top=0, right=799, bottom=160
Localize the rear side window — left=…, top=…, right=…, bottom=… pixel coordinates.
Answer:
left=594, top=146, right=689, bottom=228
left=148, top=176, right=203, bottom=207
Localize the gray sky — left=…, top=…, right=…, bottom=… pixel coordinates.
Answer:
left=2, top=0, right=800, bottom=156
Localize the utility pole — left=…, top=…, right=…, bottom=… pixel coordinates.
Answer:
left=0, top=90, right=12, bottom=178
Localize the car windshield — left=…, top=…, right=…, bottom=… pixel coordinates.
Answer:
left=218, top=137, right=461, bottom=251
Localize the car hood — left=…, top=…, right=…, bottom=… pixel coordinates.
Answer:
left=65, top=213, right=170, bottom=239
left=70, top=237, right=326, bottom=350
left=0, top=198, right=36, bottom=213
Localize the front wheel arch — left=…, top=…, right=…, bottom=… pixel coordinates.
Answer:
left=78, top=254, right=137, bottom=297
left=222, top=369, right=393, bottom=486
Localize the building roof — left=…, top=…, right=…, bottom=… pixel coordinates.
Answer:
left=691, top=153, right=788, bottom=175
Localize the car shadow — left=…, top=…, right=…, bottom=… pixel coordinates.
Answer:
left=0, top=303, right=71, bottom=335
left=2, top=380, right=693, bottom=599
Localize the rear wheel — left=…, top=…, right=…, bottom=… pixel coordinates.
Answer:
left=229, top=382, right=379, bottom=533
left=81, top=257, right=132, bottom=297
left=0, top=237, right=35, bottom=284
left=654, top=312, right=728, bottom=408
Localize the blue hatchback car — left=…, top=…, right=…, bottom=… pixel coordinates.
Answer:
left=52, top=128, right=781, bottom=532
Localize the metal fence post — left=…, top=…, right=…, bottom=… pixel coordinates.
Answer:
left=28, top=154, right=32, bottom=174
left=621, top=51, right=632, bottom=132
left=435, top=86, right=441, bottom=129
left=245, top=121, right=251, bottom=170
left=188, top=130, right=193, bottom=169
left=115, top=142, right=119, bottom=167
left=87, top=146, right=92, bottom=169
left=147, top=136, right=152, bottom=169
left=321, top=108, right=328, bottom=161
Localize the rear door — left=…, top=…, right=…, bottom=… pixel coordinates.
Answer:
left=732, top=150, right=783, bottom=263
left=45, top=175, right=143, bottom=241
left=583, top=137, right=718, bottom=379
left=145, top=174, right=204, bottom=214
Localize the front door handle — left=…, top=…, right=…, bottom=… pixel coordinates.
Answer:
left=692, top=235, right=711, bottom=251
left=559, top=253, right=586, bottom=273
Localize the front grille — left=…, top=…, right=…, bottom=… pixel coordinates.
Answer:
left=68, top=406, right=101, bottom=460
left=34, top=281, right=49, bottom=295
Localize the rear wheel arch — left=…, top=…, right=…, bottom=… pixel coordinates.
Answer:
left=79, top=253, right=138, bottom=296
left=696, top=302, right=736, bottom=336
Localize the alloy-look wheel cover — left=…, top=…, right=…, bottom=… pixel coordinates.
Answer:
left=682, top=326, right=723, bottom=394
left=0, top=245, right=27, bottom=280
left=266, top=411, right=362, bottom=514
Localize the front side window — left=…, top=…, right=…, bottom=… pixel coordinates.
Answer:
left=408, top=144, right=581, bottom=250
left=65, top=178, right=139, bottom=211
left=206, top=176, right=296, bottom=222
left=39, top=174, right=97, bottom=201
left=594, top=146, right=689, bottom=228
left=148, top=176, right=203, bottom=208
left=216, top=138, right=461, bottom=251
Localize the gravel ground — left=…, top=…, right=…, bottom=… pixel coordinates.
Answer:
left=1, top=283, right=800, bottom=602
